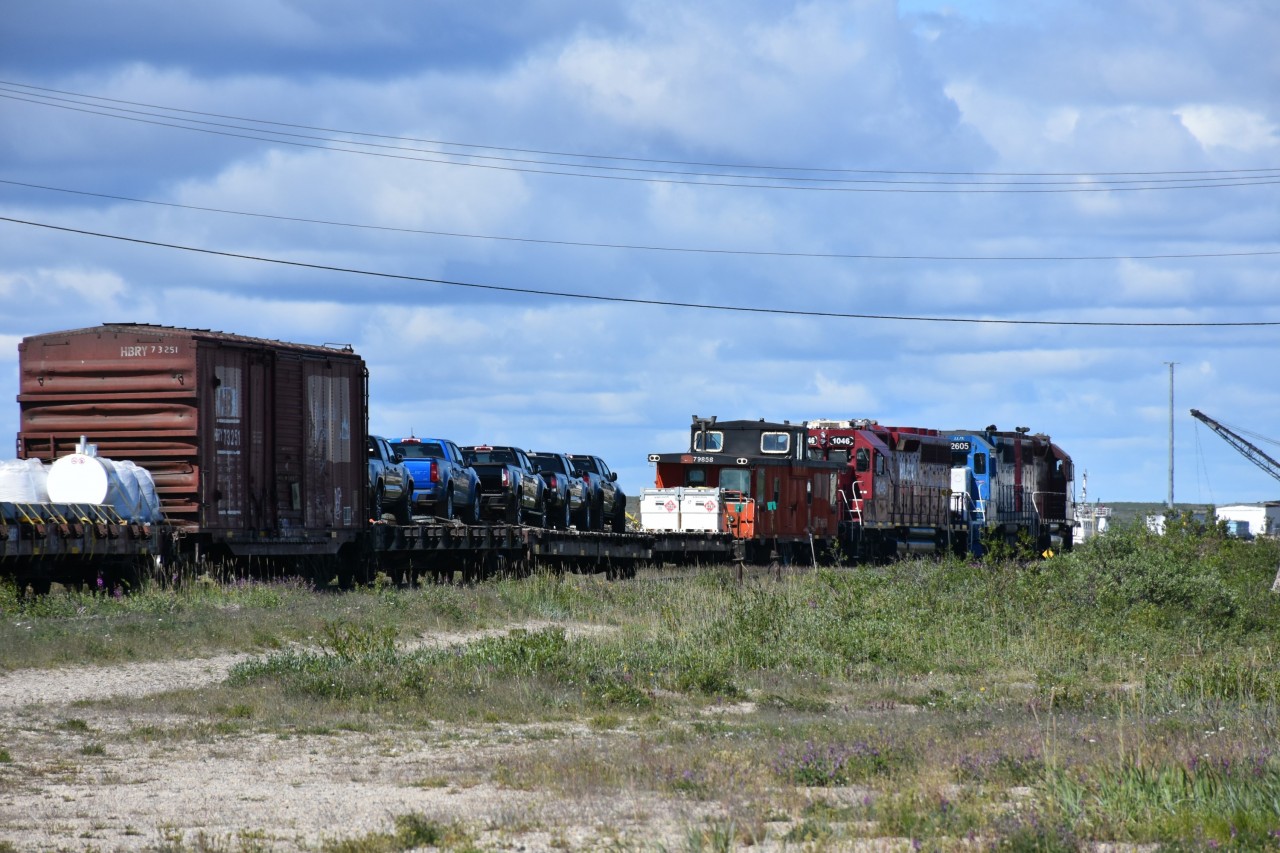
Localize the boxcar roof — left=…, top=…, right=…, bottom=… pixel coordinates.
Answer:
left=23, top=323, right=360, bottom=358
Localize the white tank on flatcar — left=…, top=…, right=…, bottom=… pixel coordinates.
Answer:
left=46, top=439, right=162, bottom=522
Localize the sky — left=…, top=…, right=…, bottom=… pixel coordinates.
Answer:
left=2, top=0, right=1278, bottom=508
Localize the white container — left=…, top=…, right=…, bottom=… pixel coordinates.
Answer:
left=679, top=488, right=724, bottom=532
left=47, top=452, right=160, bottom=522
left=639, top=487, right=684, bottom=532
left=640, top=487, right=724, bottom=533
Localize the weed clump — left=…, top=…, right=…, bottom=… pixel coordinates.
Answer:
left=773, top=739, right=912, bottom=786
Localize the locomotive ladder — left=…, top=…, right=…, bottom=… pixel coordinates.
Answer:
left=972, top=497, right=987, bottom=524
left=839, top=489, right=864, bottom=525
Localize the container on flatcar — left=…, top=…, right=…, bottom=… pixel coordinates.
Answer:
left=17, top=323, right=368, bottom=559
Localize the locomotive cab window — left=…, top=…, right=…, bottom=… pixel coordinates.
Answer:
left=760, top=432, right=790, bottom=455
left=692, top=431, right=724, bottom=452
left=855, top=448, right=870, bottom=472
left=686, top=468, right=707, bottom=487
left=719, top=468, right=750, bottom=494
left=974, top=453, right=987, bottom=475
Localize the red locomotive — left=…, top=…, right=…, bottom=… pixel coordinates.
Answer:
left=806, top=418, right=959, bottom=560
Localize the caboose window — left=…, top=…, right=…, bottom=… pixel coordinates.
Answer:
left=692, top=431, right=723, bottom=452
left=719, top=468, right=750, bottom=494
left=760, top=432, right=790, bottom=454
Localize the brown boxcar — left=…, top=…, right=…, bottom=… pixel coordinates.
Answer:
left=17, top=323, right=367, bottom=558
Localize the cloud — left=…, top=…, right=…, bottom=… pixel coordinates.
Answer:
left=0, top=267, right=130, bottom=311
left=1177, top=105, right=1279, bottom=152
left=1114, top=260, right=1195, bottom=305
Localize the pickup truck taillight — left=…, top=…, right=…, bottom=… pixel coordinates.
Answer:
left=501, top=469, right=510, bottom=487
left=546, top=474, right=557, bottom=489
left=431, top=463, right=440, bottom=483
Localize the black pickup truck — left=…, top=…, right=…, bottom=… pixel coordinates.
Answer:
left=529, top=451, right=588, bottom=530
left=569, top=453, right=627, bottom=533
left=461, top=445, right=547, bottom=526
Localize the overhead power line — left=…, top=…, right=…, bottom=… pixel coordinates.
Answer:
left=3, top=83, right=1279, bottom=193
left=3, top=215, right=1277, bottom=328
left=4, top=178, right=1278, bottom=262
left=3, top=79, right=1278, bottom=180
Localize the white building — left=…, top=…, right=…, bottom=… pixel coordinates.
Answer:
left=1214, top=503, right=1280, bottom=539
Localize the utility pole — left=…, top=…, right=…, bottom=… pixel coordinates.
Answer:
left=1165, top=362, right=1177, bottom=509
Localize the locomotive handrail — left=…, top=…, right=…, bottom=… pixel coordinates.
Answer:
left=1033, top=491, right=1068, bottom=522
left=837, top=489, right=863, bottom=524
left=950, top=491, right=987, bottom=523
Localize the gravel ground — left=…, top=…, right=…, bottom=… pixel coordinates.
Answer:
left=0, top=623, right=802, bottom=853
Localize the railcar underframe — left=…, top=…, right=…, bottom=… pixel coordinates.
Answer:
left=0, top=505, right=742, bottom=591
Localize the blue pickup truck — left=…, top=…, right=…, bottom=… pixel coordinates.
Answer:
left=390, top=436, right=481, bottom=522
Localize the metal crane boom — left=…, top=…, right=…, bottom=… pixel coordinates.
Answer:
left=1189, top=408, right=1280, bottom=484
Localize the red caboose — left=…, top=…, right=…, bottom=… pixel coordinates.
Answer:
left=647, top=417, right=844, bottom=563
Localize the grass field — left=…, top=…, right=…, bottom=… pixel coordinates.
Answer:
left=2, top=521, right=1279, bottom=850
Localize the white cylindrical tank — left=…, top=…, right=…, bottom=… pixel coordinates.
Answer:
left=47, top=452, right=156, bottom=521
left=47, top=453, right=121, bottom=505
